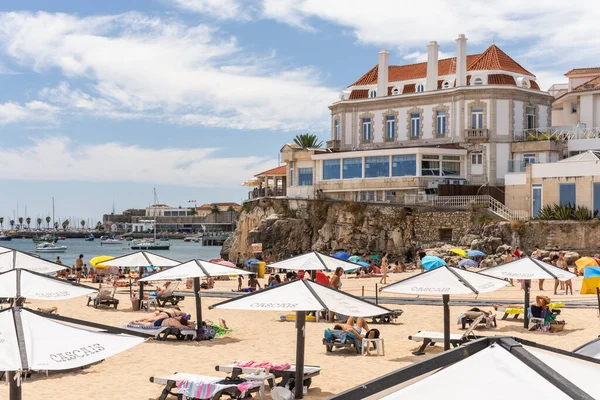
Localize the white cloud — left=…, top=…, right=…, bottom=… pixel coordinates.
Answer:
left=403, top=51, right=454, bottom=63
left=0, top=11, right=337, bottom=131
left=0, top=136, right=276, bottom=187
left=169, top=0, right=250, bottom=20
left=0, top=101, right=59, bottom=125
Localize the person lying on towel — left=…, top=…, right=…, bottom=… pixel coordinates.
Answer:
left=130, top=309, right=188, bottom=324
left=135, top=315, right=196, bottom=329
left=333, top=316, right=371, bottom=340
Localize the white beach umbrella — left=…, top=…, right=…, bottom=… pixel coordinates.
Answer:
left=0, top=269, right=96, bottom=300
left=0, top=307, right=146, bottom=400
left=382, top=266, right=508, bottom=350
left=268, top=252, right=358, bottom=272
left=211, top=279, right=390, bottom=399
left=0, top=245, right=12, bottom=253
left=0, top=250, right=67, bottom=274
left=574, top=337, right=600, bottom=359
left=97, top=251, right=180, bottom=310
left=140, top=259, right=251, bottom=339
left=482, top=257, right=576, bottom=328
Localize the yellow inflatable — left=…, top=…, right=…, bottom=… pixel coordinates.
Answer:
left=89, top=256, right=115, bottom=269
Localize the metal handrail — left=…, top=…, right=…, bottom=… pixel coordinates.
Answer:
left=402, top=194, right=528, bottom=220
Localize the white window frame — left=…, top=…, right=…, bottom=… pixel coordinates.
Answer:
left=472, top=77, right=483, bottom=85
left=369, top=89, right=377, bottom=98
left=386, top=115, right=395, bottom=140
left=442, top=81, right=450, bottom=89
left=416, top=84, right=425, bottom=93
left=392, top=87, right=400, bottom=95
left=362, top=118, right=372, bottom=141
left=334, top=119, right=340, bottom=140
left=523, top=153, right=536, bottom=166
left=410, top=113, right=420, bottom=137
left=471, top=108, right=484, bottom=129
left=471, top=152, right=482, bottom=165
left=526, top=106, right=536, bottom=130
left=436, top=111, right=446, bottom=135
left=289, top=161, right=294, bottom=187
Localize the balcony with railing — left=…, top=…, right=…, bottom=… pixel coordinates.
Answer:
left=326, top=140, right=341, bottom=150
left=513, top=124, right=599, bottom=142
left=465, top=128, right=489, bottom=140
left=507, top=159, right=538, bottom=173
left=247, top=187, right=286, bottom=200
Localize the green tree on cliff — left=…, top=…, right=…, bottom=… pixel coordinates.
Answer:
left=293, top=133, right=323, bottom=148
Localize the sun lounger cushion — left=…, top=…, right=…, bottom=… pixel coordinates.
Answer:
left=125, top=324, right=197, bottom=340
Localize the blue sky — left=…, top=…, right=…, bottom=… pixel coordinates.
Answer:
left=0, top=0, right=594, bottom=222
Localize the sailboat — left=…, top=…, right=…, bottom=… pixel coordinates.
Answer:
left=130, top=189, right=170, bottom=251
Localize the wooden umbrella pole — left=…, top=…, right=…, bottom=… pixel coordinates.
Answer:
left=294, top=311, right=306, bottom=399
left=443, top=294, right=450, bottom=351
left=8, top=371, right=21, bottom=400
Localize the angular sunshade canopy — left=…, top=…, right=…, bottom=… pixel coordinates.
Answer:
left=267, top=252, right=358, bottom=272
left=382, top=266, right=509, bottom=295
left=97, top=251, right=180, bottom=267
left=140, top=259, right=251, bottom=281
left=482, top=257, right=576, bottom=281
left=0, top=250, right=67, bottom=274
left=0, top=269, right=96, bottom=300
left=0, top=246, right=12, bottom=253
left=211, top=279, right=390, bottom=316
left=0, top=308, right=145, bottom=371
left=574, top=337, right=600, bottom=359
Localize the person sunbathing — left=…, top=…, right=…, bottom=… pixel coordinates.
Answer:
left=130, top=309, right=187, bottom=324
left=37, top=306, right=58, bottom=314
left=493, top=295, right=551, bottom=315
left=333, top=316, right=370, bottom=339
left=135, top=315, right=196, bottom=329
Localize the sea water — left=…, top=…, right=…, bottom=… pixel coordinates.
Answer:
left=1, top=238, right=222, bottom=266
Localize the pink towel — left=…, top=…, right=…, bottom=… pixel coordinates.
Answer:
left=234, top=360, right=291, bottom=371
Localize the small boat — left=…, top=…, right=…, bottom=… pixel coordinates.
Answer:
left=34, top=242, right=67, bottom=253
left=32, top=235, right=58, bottom=243
left=125, top=237, right=134, bottom=241
left=183, top=237, right=192, bottom=242
left=85, top=234, right=95, bottom=241
left=58, top=236, right=67, bottom=240
left=191, top=237, right=201, bottom=243
left=130, top=239, right=170, bottom=250
left=0, top=234, right=12, bottom=241
left=100, top=236, right=123, bottom=245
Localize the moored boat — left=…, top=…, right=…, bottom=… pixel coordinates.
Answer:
left=130, top=239, right=170, bottom=250
left=0, top=234, right=12, bottom=241
left=85, top=234, right=95, bottom=241
left=34, top=242, right=67, bottom=253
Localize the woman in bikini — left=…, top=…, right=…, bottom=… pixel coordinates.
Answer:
left=333, top=316, right=370, bottom=340
left=130, top=309, right=187, bottom=324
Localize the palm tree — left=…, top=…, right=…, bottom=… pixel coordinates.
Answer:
left=36, top=218, right=42, bottom=229
left=62, top=220, right=69, bottom=230
left=96, top=221, right=104, bottom=231
left=210, top=204, right=221, bottom=214
left=227, top=206, right=235, bottom=212
left=18, top=217, right=23, bottom=230
left=46, top=216, right=51, bottom=229
left=80, top=220, right=86, bottom=230
left=53, top=222, right=59, bottom=230
left=9, top=220, right=15, bottom=230
left=293, top=133, right=323, bottom=148
left=0, top=217, right=3, bottom=230
left=26, top=217, right=31, bottom=230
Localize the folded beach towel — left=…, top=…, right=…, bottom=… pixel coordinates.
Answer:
left=233, top=361, right=292, bottom=371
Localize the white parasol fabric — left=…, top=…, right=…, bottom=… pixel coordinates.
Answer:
left=97, top=251, right=180, bottom=267
left=482, top=257, right=576, bottom=281
left=0, top=269, right=96, bottom=300
left=0, top=245, right=12, bottom=253
left=139, top=259, right=251, bottom=281
left=382, top=266, right=509, bottom=295
left=0, top=308, right=145, bottom=371
left=574, top=338, right=600, bottom=359
left=380, top=345, right=573, bottom=399
left=0, top=250, right=67, bottom=274
left=267, top=252, right=357, bottom=272
left=211, top=279, right=390, bottom=316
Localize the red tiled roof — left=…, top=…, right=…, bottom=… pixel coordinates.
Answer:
left=349, top=89, right=368, bottom=100
left=402, top=83, right=416, bottom=94
left=349, top=44, right=535, bottom=88
left=565, top=68, right=600, bottom=77
left=467, top=45, right=534, bottom=77
left=255, top=166, right=287, bottom=177
left=530, top=80, right=540, bottom=90
left=571, top=76, right=600, bottom=93
left=487, top=74, right=516, bottom=85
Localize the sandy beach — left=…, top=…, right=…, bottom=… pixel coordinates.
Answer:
left=11, top=271, right=600, bottom=400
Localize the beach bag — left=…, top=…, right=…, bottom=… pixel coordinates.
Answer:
left=366, top=329, right=380, bottom=339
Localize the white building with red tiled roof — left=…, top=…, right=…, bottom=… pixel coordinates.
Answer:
left=280, top=34, right=554, bottom=205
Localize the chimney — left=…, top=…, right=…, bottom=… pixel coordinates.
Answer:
left=377, top=50, right=389, bottom=97
left=455, top=34, right=468, bottom=87
left=426, top=41, right=439, bottom=91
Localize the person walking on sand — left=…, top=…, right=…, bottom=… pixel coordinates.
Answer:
left=75, top=254, right=84, bottom=283
left=531, top=246, right=544, bottom=290
left=380, top=252, right=389, bottom=284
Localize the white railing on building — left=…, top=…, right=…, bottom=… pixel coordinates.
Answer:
left=513, top=124, right=600, bottom=142
left=403, top=194, right=528, bottom=221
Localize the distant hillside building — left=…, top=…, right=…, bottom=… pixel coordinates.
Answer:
left=196, top=202, right=241, bottom=217
left=278, top=34, right=553, bottom=203
left=145, top=204, right=190, bottom=217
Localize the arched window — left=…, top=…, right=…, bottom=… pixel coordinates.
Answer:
left=442, top=81, right=450, bottom=89
left=417, top=84, right=425, bottom=93
left=369, top=89, right=377, bottom=98
left=392, top=87, right=400, bottom=95
left=521, top=79, right=530, bottom=89
left=472, top=77, right=483, bottom=85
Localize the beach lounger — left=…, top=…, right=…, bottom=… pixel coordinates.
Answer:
left=215, top=363, right=321, bottom=389
left=87, top=286, right=119, bottom=309
left=458, top=311, right=496, bottom=329
left=124, top=324, right=197, bottom=341
left=370, top=309, right=403, bottom=324
left=322, top=329, right=362, bottom=354
left=409, top=315, right=483, bottom=356
left=156, top=282, right=185, bottom=307
left=150, top=372, right=264, bottom=400
left=499, top=302, right=563, bottom=320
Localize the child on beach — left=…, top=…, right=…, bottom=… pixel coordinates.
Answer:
left=234, top=274, right=261, bottom=292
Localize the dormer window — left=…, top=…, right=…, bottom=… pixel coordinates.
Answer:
left=521, top=79, right=531, bottom=89
left=416, top=84, right=425, bottom=93
left=442, top=81, right=450, bottom=89
left=473, top=77, right=483, bottom=85
left=369, top=89, right=377, bottom=98
left=392, top=87, right=400, bottom=95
